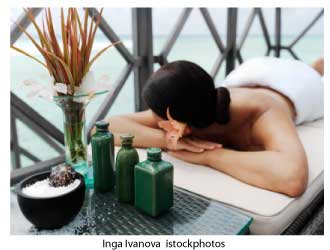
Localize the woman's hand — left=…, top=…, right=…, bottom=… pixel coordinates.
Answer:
left=165, top=132, right=222, bottom=153
left=168, top=149, right=215, bottom=166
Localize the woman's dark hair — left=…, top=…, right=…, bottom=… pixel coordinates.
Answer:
left=142, top=60, right=231, bottom=128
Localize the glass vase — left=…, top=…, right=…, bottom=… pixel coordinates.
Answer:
left=53, top=91, right=108, bottom=185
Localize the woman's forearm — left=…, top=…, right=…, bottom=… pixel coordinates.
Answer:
left=206, top=148, right=307, bottom=196
left=107, top=116, right=167, bottom=149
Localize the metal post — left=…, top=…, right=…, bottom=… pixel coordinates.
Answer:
left=275, top=8, right=281, bottom=57
left=225, top=8, right=238, bottom=75
left=132, top=8, right=154, bottom=111
left=11, top=116, right=21, bottom=169
left=256, top=8, right=272, bottom=52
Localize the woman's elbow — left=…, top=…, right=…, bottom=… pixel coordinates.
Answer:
left=286, top=177, right=307, bottom=197
left=283, top=161, right=308, bottom=197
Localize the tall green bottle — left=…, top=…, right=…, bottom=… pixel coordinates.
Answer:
left=115, top=134, right=139, bottom=203
left=134, top=147, right=173, bottom=217
left=91, top=120, right=115, bottom=193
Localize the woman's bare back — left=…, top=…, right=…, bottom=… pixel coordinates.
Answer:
left=191, top=86, right=297, bottom=151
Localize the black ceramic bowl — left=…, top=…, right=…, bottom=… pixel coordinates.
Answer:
left=16, top=171, right=85, bottom=229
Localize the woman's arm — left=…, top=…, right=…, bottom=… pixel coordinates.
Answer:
left=169, top=107, right=308, bottom=197
left=106, top=110, right=220, bottom=152
left=169, top=148, right=305, bottom=197
left=207, top=148, right=307, bottom=197
left=107, top=110, right=167, bottom=148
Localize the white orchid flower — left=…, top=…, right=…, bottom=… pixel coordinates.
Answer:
left=73, top=71, right=112, bottom=103
left=22, top=75, right=55, bottom=100
left=76, top=71, right=112, bottom=95
left=22, top=71, right=111, bottom=102
left=54, top=82, right=69, bottom=95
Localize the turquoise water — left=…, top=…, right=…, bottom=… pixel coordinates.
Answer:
left=10, top=35, right=324, bottom=168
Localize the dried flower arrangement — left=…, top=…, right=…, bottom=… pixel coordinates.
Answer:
left=11, top=8, right=118, bottom=96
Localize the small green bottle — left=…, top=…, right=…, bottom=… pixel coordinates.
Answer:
left=134, top=147, right=173, bottom=217
left=115, top=134, right=139, bottom=203
left=91, top=120, right=115, bottom=193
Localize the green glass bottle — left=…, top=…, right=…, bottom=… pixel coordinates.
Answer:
left=134, top=147, right=173, bottom=217
left=115, top=134, right=139, bottom=203
left=91, top=120, right=115, bottom=193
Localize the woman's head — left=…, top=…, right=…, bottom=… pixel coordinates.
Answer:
left=143, top=60, right=231, bottom=128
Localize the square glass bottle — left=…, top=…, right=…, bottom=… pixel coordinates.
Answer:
left=134, top=147, right=173, bottom=217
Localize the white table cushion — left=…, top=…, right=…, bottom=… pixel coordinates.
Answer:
left=89, top=119, right=323, bottom=235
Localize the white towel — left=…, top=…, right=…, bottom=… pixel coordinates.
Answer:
left=222, top=57, right=324, bottom=125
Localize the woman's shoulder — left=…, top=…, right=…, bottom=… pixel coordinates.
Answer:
left=229, top=86, right=297, bottom=125
left=229, top=87, right=277, bottom=111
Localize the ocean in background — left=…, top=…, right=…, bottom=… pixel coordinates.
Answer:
left=10, top=34, right=324, bottom=168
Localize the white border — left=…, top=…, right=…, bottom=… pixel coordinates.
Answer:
left=2, top=0, right=328, bottom=250
left=6, top=0, right=329, bottom=8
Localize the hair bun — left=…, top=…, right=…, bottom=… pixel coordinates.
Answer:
left=215, top=87, right=231, bottom=124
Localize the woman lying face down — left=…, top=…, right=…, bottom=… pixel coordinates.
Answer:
left=106, top=58, right=324, bottom=197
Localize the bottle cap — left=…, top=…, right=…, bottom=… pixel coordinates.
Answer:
left=95, top=120, right=109, bottom=131
left=120, top=133, right=134, bottom=145
left=147, top=147, right=162, bottom=161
